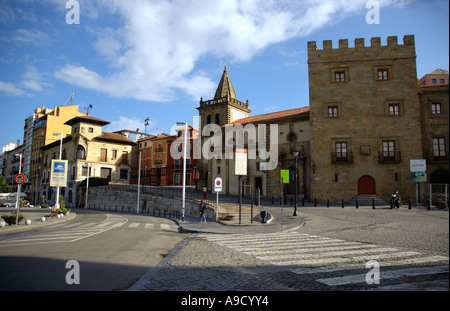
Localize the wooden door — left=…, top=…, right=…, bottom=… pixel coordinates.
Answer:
left=358, top=176, right=376, bottom=195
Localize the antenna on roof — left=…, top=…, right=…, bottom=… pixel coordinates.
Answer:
left=85, top=104, right=93, bottom=115
left=63, top=91, right=75, bottom=106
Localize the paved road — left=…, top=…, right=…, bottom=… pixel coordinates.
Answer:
left=0, top=210, right=188, bottom=291
left=139, top=206, right=449, bottom=292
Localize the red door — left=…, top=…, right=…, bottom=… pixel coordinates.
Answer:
left=358, top=176, right=376, bottom=195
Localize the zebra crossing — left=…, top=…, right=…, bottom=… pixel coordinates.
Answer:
left=0, top=216, right=179, bottom=247
left=197, top=232, right=449, bottom=289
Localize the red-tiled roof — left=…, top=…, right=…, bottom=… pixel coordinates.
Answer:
left=230, top=107, right=310, bottom=125
left=95, top=132, right=136, bottom=145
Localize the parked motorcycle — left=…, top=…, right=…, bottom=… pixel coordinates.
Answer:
left=390, top=191, right=401, bottom=209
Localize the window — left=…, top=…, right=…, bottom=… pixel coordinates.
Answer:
left=215, top=114, right=220, bottom=125
left=88, top=127, right=94, bottom=133
left=432, top=79, right=436, bottom=84
left=382, top=141, right=395, bottom=161
left=289, top=133, right=297, bottom=142
left=100, top=148, right=107, bottom=162
left=328, top=106, right=338, bottom=118
left=335, top=72, right=345, bottom=82
left=440, top=79, right=445, bottom=83
left=431, top=103, right=442, bottom=115
left=76, top=145, right=86, bottom=160
left=112, top=150, right=118, bottom=160
left=174, top=173, right=180, bottom=184
left=120, top=169, right=128, bottom=180
left=433, top=138, right=446, bottom=160
left=335, top=142, right=348, bottom=161
left=206, top=115, right=211, bottom=125
left=389, top=104, right=400, bottom=116
left=378, top=69, right=389, bottom=80
left=121, top=151, right=128, bottom=164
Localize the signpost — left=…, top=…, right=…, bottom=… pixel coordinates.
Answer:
left=14, top=174, right=25, bottom=185
left=235, top=149, right=247, bottom=225
left=410, top=159, right=427, bottom=203
left=50, top=160, right=68, bottom=188
left=214, top=177, right=222, bottom=222
left=280, top=170, right=290, bottom=227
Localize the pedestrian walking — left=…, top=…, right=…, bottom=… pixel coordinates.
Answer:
left=199, top=200, right=207, bottom=223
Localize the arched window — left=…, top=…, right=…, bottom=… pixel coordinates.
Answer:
left=206, top=115, right=211, bottom=125
left=215, top=113, right=220, bottom=125
left=77, top=145, right=86, bottom=160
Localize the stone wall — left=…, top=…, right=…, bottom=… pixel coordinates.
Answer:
left=85, top=186, right=215, bottom=219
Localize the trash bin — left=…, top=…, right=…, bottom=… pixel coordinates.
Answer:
left=260, top=211, right=267, bottom=223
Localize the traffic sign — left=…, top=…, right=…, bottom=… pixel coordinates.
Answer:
left=14, top=174, right=26, bottom=185
left=214, top=177, right=222, bottom=192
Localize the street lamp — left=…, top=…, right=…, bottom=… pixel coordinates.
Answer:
left=137, top=151, right=141, bottom=214
left=84, top=163, right=92, bottom=209
left=292, top=150, right=304, bottom=216
left=176, top=122, right=188, bottom=221
left=145, top=117, right=150, bottom=134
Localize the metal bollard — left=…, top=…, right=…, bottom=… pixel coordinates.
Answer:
left=327, top=199, right=329, bottom=208
left=427, top=199, right=431, bottom=210
left=372, top=199, right=375, bottom=209
left=408, top=199, right=411, bottom=210
left=314, top=198, right=317, bottom=207
left=356, top=199, right=359, bottom=209
left=342, top=199, right=344, bottom=208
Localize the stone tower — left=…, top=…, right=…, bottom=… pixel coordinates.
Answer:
left=196, top=67, right=251, bottom=190
left=307, top=35, right=423, bottom=203
left=197, top=66, right=251, bottom=130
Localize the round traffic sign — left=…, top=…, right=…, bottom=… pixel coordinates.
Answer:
left=216, top=180, right=221, bottom=186
left=15, top=174, right=26, bottom=185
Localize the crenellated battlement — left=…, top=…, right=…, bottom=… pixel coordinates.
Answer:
left=308, top=35, right=414, bottom=51
left=308, top=35, right=416, bottom=62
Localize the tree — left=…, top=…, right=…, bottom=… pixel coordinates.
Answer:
left=0, top=176, right=11, bottom=192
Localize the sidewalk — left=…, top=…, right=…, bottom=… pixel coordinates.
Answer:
left=0, top=206, right=77, bottom=233
left=176, top=202, right=304, bottom=234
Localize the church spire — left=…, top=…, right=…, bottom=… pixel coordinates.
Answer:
left=214, top=66, right=237, bottom=100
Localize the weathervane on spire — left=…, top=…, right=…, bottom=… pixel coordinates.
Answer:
left=224, top=65, right=227, bottom=71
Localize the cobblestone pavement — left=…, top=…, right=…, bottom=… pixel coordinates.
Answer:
left=137, top=206, right=449, bottom=292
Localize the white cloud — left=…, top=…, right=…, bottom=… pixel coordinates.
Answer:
left=20, top=66, right=50, bottom=92
left=0, top=81, right=25, bottom=96
left=54, top=0, right=410, bottom=102
left=104, top=116, right=156, bottom=133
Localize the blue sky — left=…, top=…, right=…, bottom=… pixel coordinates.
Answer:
left=0, top=0, right=448, bottom=150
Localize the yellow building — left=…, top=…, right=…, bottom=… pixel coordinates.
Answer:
left=41, top=115, right=136, bottom=208
left=30, top=105, right=88, bottom=203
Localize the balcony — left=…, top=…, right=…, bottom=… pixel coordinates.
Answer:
left=331, top=152, right=354, bottom=164
left=378, top=151, right=402, bottom=164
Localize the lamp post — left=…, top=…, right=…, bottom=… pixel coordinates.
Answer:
left=84, top=163, right=91, bottom=209
left=144, top=117, right=150, bottom=134
left=176, top=122, right=188, bottom=221
left=137, top=151, right=141, bottom=214
left=292, top=151, right=299, bottom=216
left=53, top=131, right=63, bottom=210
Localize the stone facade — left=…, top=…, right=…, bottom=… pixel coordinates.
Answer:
left=307, top=35, right=424, bottom=203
